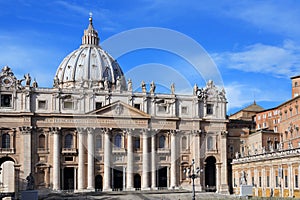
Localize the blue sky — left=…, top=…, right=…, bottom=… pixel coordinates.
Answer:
left=1, top=0, right=300, bottom=114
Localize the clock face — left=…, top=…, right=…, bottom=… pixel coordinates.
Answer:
left=2, top=76, right=13, bottom=87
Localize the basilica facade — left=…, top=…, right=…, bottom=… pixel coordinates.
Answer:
left=0, top=17, right=229, bottom=197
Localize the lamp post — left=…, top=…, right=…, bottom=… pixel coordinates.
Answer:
left=183, top=159, right=201, bottom=200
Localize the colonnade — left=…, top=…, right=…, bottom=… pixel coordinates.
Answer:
left=51, top=128, right=178, bottom=191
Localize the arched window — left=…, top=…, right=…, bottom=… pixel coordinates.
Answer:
left=38, top=134, right=46, bottom=149
left=2, top=133, right=10, bottom=148
left=159, top=135, right=165, bottom=148
left=96, top=135, right=102, bottom=149
left=64, top=134, right=73, bottom=148
left=114, top=134, right=122, bottom=148
left=181, top=136, right=187, bottom=150
left=207, top=136, right=213, bottom=150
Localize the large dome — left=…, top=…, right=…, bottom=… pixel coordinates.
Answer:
left=54, top=16, right=126, bottom=90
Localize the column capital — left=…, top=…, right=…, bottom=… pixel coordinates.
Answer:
left=101, top=128, right=112, bottom=134
left=19, top=126, right=32, bottom=134
left=87, top=127, right=96, bottom=134
left=49, top=127, right=61, bottom=134
left=169, top=129, right=178, bottom=136
left=220, top=131, right=228, bottom=138
left=124, top=128, right=135, bottom=135
left=192, top=129, right=202, bottom=136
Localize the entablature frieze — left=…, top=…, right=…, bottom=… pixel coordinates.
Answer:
left=35, top=117, right=148, bottom=129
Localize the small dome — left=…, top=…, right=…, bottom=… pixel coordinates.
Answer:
left=54, top=16, right=126, bottom=90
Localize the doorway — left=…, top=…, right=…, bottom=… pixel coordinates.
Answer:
left=113, top=168, right=123, bottom=190
left=63, top=167, right=74, bottom=190
left=134, top=174, right=141, bottom=189
left=158, top=166, right=168, bottom=188
left=205, top=156, right=216, bottom=192
left=95, top=175, right=103, bottom=191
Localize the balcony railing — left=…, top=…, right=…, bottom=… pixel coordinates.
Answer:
left=62, top=148, right=77, bottom=154
left=112, top=147, right=126, bottom=153
left=157, top=148, right=170, bottom=154
left=0, top=148, right=14, bottom=154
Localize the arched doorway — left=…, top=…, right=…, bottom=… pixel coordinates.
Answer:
left=205, top=156, right=216, bottom=192
left=0, top=156, right=15, bottom=195
left=95, top=175, right=103, bottom=191
left=134, top=174, right=141, bottom=189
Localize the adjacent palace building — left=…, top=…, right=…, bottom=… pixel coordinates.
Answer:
left=1, top=16, right=300, bottom=199
left=0, top=17, right=230, bottom=198
left=231, top=75, right=300, bottom=198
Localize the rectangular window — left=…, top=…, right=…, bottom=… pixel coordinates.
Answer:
left=295, top=175, right=299, bottom=188
left=267, top=176, right=270, bottom=187
left=134, top=137, right=140, bottom=149
left=96, top=102, right=102, bottom=110
left=134, top=103, right=141, bottom=110
left=252, top=177, right=254, bottom=186
left=259, top=176, right=262, bottom=187
left=285, top=175, right=288, bottom=188
left=38, top=100, right=46, bottom=109
left=64, top=156, right=73, bottom=162
left=275, top=176, right=278, bottom=187
left=207, top=104, right=213, bottom=115
left=63, top=101, right=74, bottom=109
left=0, top=94, right=12, bottom=107
left=158, top=105, right=167, bottom=112
left=181, top=106, right=188, bottom=114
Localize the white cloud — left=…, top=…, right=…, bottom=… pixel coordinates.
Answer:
left=214, top=40, right=300, bottom=77
left=225, top=81, right=290, bottom=113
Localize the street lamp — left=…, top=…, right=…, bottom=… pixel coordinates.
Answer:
left=183, top=159, right=201, bottom=200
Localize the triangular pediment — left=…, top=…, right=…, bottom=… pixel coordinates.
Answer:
left=89, top=101, right=150, bottom=119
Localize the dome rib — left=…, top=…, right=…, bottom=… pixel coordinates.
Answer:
left=54, top=17, right=126, bottom=90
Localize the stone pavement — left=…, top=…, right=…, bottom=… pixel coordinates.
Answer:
left=40, top=191, right=241, bottom=200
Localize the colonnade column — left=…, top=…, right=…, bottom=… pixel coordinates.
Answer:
left=126, top=131, right=134, bottom=190
left=103, top=130, right=112, bottom=191
left=142, top=129, right=149, bottom=189
left=151, top=132, right=157, bottom=189
left=170, top=130, right=177, bottom=188
left=52, top=127, right=61, bottom=190
left=78, top=130, right=85, bottom=190
left=87, top=128, right=95, bottom=190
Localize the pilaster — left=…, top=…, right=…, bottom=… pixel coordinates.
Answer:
left=19, top=126, right=32, bottom=181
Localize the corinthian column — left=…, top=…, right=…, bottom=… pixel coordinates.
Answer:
left=103, top=130, right=112, bottom=191
left=170, top=130, right=177, bottom=188
left=19, top=126, right=32, bottom=183
left=51, top=127, right=61, bottom=190
left=87, top=128, right=95, bottom=190
left=78, top=130, right=85, bottom=190
left=126, top=131, right=134, bottom=190
left=142, top=129, right=149, bottom=190
left=151, top=132, right=157, bottom=189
